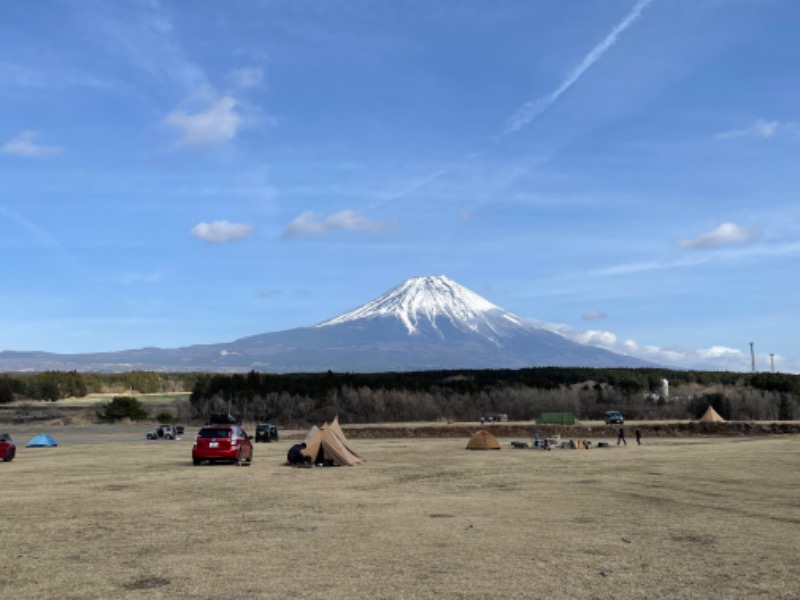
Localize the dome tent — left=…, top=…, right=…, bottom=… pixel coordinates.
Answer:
left=26, top=434, right=58, bottom=447
left=466, top=430, right=501, bottom=450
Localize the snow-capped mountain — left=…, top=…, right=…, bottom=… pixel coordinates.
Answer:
left=0, top=275, right=654, bottom=372
left=318, top=275, right=524, bottom=341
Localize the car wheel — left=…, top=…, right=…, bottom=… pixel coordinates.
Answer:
left=193, top=458, right=201, bottom=466
left=165, top=434, right=173, bottom=440
left=3, top=448, right=14, bottom=462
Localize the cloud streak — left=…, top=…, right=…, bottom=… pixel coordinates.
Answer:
left=281, top=210, right=399, bottom=240
left=504, top=0, right=654, bottom=134
left=676, top=222, right=753, bottom=249
left=716, top=119, right=780, bottom=140
left=1, top=131, right=62, bottom=157
left=190, top=220, right=254, bottom=244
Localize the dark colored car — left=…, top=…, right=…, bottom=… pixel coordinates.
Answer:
left=192, top=425, right=253, bottom=466
left=255, top=424, right=279, bottom=443
left=604, top=411, right=624, bottom=425
left=0, top=434, right=16, bottom=462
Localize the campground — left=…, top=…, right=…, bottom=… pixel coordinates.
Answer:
left=0, top=426, right=798, bottom=599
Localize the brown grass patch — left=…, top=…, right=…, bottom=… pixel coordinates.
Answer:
left=0, top=428, right=798, bottom=599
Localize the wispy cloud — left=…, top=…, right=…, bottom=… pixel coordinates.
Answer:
left=1, top=131, right=62, bottom=158
left=190, top=220, right=254, bottom=244
left=581, top=310, right=607, bottom=320
left=676, top=222, right=753, bottom=249
left=539, top=319, right=763, bottom=371
left=164, top=97, right=243, bottom=147
left=281, top=210, right=399, bottom=240
left=715, top=119, right=782, bottom=140
left=86, top=0, right=206, bottom=91
left=503, top=0, right=654, bottom=134
left=229, top=67, right=264, bottom=89
left=257, top=289, right=281, bottom=298
left=593, top=239, right=800, bottom=277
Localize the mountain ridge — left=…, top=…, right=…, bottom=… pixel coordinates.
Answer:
left=0, top=275, right=655, bottom=372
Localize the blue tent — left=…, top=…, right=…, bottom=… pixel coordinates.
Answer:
left=26, top=434, right=58, bottom=448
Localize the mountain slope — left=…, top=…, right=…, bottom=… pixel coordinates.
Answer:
left=0, top=275, right=654, bottom=372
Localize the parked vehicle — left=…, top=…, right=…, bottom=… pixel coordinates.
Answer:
left=192, top=425, right=253, bottom=466
left=255, top=423, right=279, bottom=443
left=0, top=434, right=16, bottom=462
left=146, top=424, right=177, bottom=440
left=604, top=411, right=624, bottom=425
left=207, top=413, right=238, bottom=425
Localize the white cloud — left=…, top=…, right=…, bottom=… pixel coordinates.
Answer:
left=697, top=346, right=742, bottom=360
left=190, top=220, right=254, bottom=244
left=229, top=67, right=264, bottom=89
left=281, top=210, right=399, bottom=240
left=575, top=329, right=618, bottom=347
left=536, top=319, right=763, bottom=370
left=716, top=119, right=780, bottom=140
left=503, top=0, right=654, bottom=134
left=676, top=222, right=753, bottom=249
left=164, top=97, right=243, bottom=147
left=581, top=310, right=607, bottom=320
left=1, top=131, right=62, bottom=157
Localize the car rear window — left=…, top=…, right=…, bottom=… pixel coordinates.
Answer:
left=198, top=428, right=233, bottom=439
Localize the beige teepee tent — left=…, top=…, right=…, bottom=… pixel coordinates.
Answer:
left=699, top=405, right=725, bottom=423
left=466, top=430, right=501, bottom=450
left=301, top=416, right=364, bottom=466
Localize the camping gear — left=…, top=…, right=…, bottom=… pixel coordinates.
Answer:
left=26, top=434, right=58, bottom=447
left=466, top=430, right=501, bottom=450
left=699, top=406, right=725, bottom=423
left=300, top=416, right=364, bottom=466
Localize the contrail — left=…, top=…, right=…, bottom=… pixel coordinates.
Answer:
left=503, top=0, right=654, bottom=135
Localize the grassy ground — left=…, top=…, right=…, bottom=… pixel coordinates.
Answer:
left=1, top=431, right=798, bottom=599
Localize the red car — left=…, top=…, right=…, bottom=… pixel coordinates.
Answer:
left=192, top=424, right=253, bottom=466
left=0, top=434, right=16, bottom=462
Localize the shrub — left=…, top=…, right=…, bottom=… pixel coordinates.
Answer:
left=154, top=411, right=175, bottom=424
left=96, top=396, right=149, bottom=423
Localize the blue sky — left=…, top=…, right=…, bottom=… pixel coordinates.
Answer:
left=2, top=0, right=798, bottom=373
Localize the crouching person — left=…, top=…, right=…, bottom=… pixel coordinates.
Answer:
left=287, top=442, right=312, bottom=466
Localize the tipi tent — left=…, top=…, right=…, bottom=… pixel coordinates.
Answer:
left=466, top=430, right=501, bottom=450
left=301, top=416, right=364, bottom=466
left=699, top=405, right=725, bottom=423
left=26, top=434, right=58, bottom=447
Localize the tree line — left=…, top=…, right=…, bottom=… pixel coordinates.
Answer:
left=2, top=367, right=797, bottom=425
left=187, top=368, right=799, bottom=426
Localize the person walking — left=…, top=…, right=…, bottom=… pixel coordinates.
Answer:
left=635, top=427, right=642, bottom=446
left=617, top=427, right=627, bottom=446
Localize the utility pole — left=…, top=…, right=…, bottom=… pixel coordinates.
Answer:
left=750, top=342, right=755, bottom=373
left=770, top=353, right=775, bottom=373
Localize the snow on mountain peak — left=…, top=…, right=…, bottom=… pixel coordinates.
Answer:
left=317, top=275, right=522, bottom=335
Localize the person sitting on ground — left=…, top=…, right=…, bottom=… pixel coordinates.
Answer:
left=287, top=442, right=312, bottom=465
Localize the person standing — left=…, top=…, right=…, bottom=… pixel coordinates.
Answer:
left=635, top=427, right=642, bottom=445
left=617, top=427, right=627, bottom=446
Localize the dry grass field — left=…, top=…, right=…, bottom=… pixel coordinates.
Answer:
left=1, top=427, right=798, bottom=599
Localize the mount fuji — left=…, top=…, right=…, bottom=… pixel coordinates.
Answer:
left=0, top=275, right=653, bottom=372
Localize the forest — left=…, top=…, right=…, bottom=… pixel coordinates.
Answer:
left=2, top=367, right=797, bottom=426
